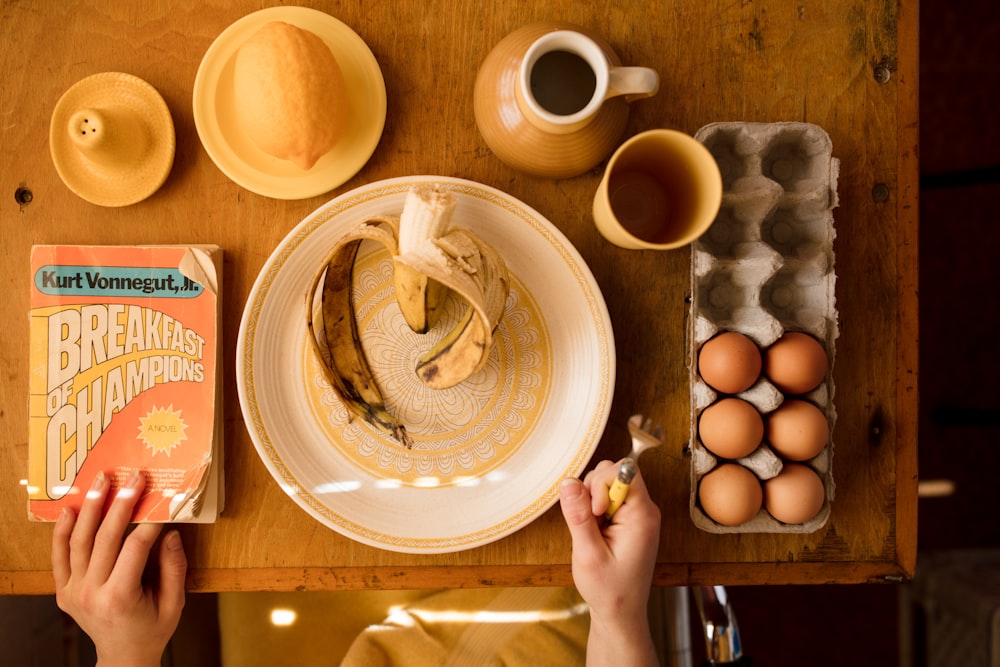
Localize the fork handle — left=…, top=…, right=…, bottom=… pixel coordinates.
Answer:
left=603, top=459, right=638, bottom=521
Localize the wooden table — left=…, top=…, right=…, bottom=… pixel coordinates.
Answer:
left=0, top=0, right=918, bottom=594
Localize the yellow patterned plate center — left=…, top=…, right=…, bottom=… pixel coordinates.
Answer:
left=304, top=249, right=550, bottom=486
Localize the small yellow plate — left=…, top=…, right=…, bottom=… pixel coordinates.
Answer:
left=193, top=6, right=387, bottom=200
left=50, top=72, right=176, bottom=207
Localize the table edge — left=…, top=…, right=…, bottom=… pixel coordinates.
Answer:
left=893, top=0, right=920, bottom=581
left=2, top=558, right=917, bottom=595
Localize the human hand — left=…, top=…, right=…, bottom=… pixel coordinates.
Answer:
left=52, top=470, right=188, bottom=667
left=559, top=459, right=661, bottom=666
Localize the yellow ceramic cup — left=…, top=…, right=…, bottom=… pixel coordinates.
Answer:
left=593, top=129, right=722, bottom=249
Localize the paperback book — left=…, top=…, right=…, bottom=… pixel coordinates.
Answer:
left=27, top=245, right=224, bottom=522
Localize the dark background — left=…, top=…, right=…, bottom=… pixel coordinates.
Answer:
left=725, top=0, right=1000, bottom=664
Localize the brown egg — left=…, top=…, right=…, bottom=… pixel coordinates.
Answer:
left=766, top=399, right=828, bottom=461
left=764, top=463, right=825, bottom=524
left=697, top=331, right=762, bottom=394
left=698, top=398, right=763, bottom=459
left=698, top=463, right=762, bottom=526
left=764, top=331, right=828, bottom=395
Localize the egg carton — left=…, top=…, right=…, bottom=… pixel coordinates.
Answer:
left=688, top=121, right=840, bottom=534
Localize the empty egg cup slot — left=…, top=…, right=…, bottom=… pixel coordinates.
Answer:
left=699, top=282, right=752, bottom=329
left=700, top=128, right=762, bottom=189
left=760, top=129, right=833, bottom=193
left=759, top=263, right=833, bottom=330
left=721, top=176, right=784, bottom=225
left=696, top=277, right=753, bottom=325
left=700, top=206, right=760, bottom=257
left=760, top=205, right=835, bottom=257
left=696, top=264, right=772, bottom=314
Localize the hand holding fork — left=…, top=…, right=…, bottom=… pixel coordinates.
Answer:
left=604, top=414, right=663, bottom=523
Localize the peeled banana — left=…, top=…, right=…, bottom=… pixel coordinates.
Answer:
left=393, top=187, right=454, bottom=333
left=305, top=185, right=510, bottom=447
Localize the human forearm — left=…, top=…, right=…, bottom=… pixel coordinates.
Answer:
left=560, top=466, right=662, bottom=667
left=97, top=655, right=163, bottom=667
left=586, top=613, right=659, bottom=667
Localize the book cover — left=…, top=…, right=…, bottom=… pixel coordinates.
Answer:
left=27, top=245, right=223, bottom=522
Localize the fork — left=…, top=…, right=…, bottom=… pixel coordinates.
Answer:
left=604, top=414, right=664, bottom=522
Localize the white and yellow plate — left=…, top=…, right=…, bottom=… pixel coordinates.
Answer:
left=236, top=176, right=614, bottom=553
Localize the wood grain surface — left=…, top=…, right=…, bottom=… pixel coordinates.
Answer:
left=0, top=0, right=918, bottom=593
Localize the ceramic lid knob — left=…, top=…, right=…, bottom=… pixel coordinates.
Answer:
left=67, top=107, right=150, bottom=171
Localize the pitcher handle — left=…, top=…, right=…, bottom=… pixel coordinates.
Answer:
left=607, top=66, right=660, bottom=103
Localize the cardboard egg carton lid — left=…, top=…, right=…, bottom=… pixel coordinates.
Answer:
left=688, top=121, right=840, bottom=534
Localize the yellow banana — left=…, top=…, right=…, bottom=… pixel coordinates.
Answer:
left=393, top=262, right=448, bottom=334
left=393, top=186, right=454, bottom=333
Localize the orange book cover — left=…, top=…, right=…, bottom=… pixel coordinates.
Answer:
left=27, top=245, right=223, bottom=522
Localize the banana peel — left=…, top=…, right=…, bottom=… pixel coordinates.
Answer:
left=306, top=218, right=412, bottom=447
left=305, top=186, right=510, bottom=447
left=396, top=229, right=509, bottom=389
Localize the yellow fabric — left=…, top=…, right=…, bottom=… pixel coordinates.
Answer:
left=217, top=589, right=435, bottom=666
left=340, top=587, right=590, bottom=666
